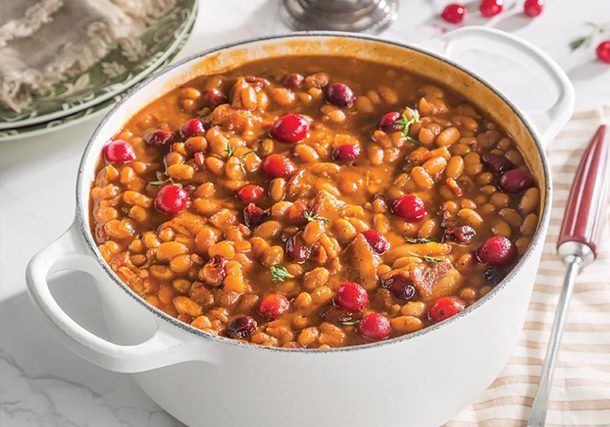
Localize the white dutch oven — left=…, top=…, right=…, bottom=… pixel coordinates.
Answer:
left=26, top=28, right=574, bottom=427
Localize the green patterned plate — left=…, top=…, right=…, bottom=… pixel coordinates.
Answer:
left=0, top=0, right=197, bottom=130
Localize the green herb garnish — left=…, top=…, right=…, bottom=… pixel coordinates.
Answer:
left=395, top=107, right=420, bottom=141
left=405, top=237, right=433, bottom=244
left=304, top=211, right=330, bottom=224
left=270, top=265, right=295, bottom=282
left=225, top=142, right=238, bottom=158
left=149, top=177, right=180, bottom=186
left=408, top=251, right=443, bottom=263
left=570, top=22, right=610, bottom=50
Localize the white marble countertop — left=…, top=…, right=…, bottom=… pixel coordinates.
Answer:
left=1, top=1, right=609, bottom=425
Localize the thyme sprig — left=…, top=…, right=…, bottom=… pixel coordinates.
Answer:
left=405, top=237, right=434, bottom=244
left=270, top=265, right=294, bottom=282
left=304, top=211, right=330, bottom=224
left=408, top=251, right=443, bottom=264
left=570, top=22, right=610, bottom=50
left=395, top=107, right=421, bottom=145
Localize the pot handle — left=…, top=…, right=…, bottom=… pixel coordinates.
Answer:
left=26, top=223, right=216, bottom=373
left=442, top=26, right=575, bottom=145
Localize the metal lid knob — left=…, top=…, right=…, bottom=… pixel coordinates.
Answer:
left=281, top=0, right=398, bottom=34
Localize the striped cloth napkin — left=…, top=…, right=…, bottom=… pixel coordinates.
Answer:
left=448, top=108, right=610, bottom=427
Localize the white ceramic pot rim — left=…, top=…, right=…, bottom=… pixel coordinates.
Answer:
left=73, top=30, right=555, bottom=354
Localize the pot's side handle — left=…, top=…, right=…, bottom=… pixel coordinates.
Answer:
left=443, top=26, right=575, bottom=146
left=26, top=223, right=217, bottom=373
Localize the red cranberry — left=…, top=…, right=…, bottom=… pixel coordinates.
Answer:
left=479, top=0, right=503, bottom=17
left=326, top=82, right=356, bottom=108
left=477, top=236, right=517, bottom=267
left=392, top=195, right=426, bottom=222
left=361, top=230, right=389, bottom=254
left=331, top=144, right=361, bottom=162
left=145, top=129, right=173, bottom=146
left=103, top=140, right=136, bottom=163
left=285, top=234, right=311, bottom=263
left=282, top=73, right=304, bottom=89
left=258, top=293, right=290, bottom=319
left=483, top=267, right=505, bottom=285
left=481, top=153, right=514, bottom=175
left=498, top=169, right=533, bottom=194
left=226, top=316, right=257, bottom=339
left=378, top=112, right=402, bottom=132
left=270, top=114, right=311, bottom=144
left=441, top=3, right=466, bottom=23
left=596, top=41, right=610, bottom=64
left=335, top=282, right=369, bottom=312
left=523, top=0, right=543, bottom=17
left=180, top=118, right=205, bottom=138
left=444, top=225, right=476, bottom=244
left=356, top=313, right=392, bottom=341
left=260, top=154, right=296, bottom=179
left=381, top=276, right=417, bottom=300
left=237, top=184, right=264, bottom=203
left=154, top=185, right=188, bottom=215
left=243, top=203, right=268, bottom=227
left=204, top=88, right=228, bottom=107
left=429, top=296, right=465, bottom=322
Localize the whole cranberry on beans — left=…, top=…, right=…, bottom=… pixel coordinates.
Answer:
left=481, top=153, right=513, bottom=175
left=498, top=169, right=533, bottom=194
left=335, top=282, right=369, bottom=312
left=479, top=0, right=503, bottom=17
left=596, top=41, right=610, bottom=64
left=477, top=235, right=517, bottom=267
left=270, top=114, right=312, bottom=144
left=523, top=0, right=543, bottom=17
left=145, top=129, right=173, bottom=146
left=356, top=313, right=392, bottom=341
left=392, top=195, right=426, bottom=222
left=326, top=82, right=356, bottom=108
left=258, top=293, right=290, bottom=319
left=331, top=144, right=361, bottom=162
left=285, top=234, right=311, bottom=263
left=237, top=184, right=264, bottom=203
left=226, top=316, right=257, bottom=339
left=243, top=203, right=268, bottom=227
left=378, top=112, right=402, bottom=132
left=441, top=3, right=466, bottom=23
left=103, top=140, right=135, bottom=163
left=180, top=118, right=205, bottom=138
left=260, top=154, right=296, bottom=179
left=282, top=73, right=304, bottom=89
left=429, top=296, right=465, bottom=322
left=204, top=88, right=228, bottom=107
left=381, top=276, right=417, bottom=300
left=154, top=184, right=188, bottom=215
left=444, top=225, right=476, bottom=244
left=362, top=229, right=389, bottom=254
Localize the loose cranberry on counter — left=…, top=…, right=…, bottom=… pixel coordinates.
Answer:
left=381, top=276, right=417, bottom=300
left=236, top=184, right=264, bottom=203
left=441, top=3, right=466, bottom=23
left=270, top=114, right=312, bottom=144
left=523, top=0, right=543, bottom=17
left=498, top=169, right=533, bottom=194
left=331, top=144, right=361, bottom=162
left=180, top=118, right=205, bottom=138
left=335, top=282, right=369, bottom=312
left=260, top=154, right=296, bottom=179
left=258, top=293, right=290, bottom=319
left=378, top=112, right=402, bottom=132
left=226, top=316, right=257, bottom=339
left=145, top=129, right=173, bottom=146
left=204, top=88, right=228, bottom=107
left=243, top=203, right=268, bottom=227
left=362, top=230, right=389, bottom=254
left=326, top=82, right=356, bottom=108
left=429, top=296, right=465, bottom=322
left=356, top=313, right=392, bottom=341
left=479, top=0, right=503, bottom=17
left=596, top=41, right=610, bottom=64
left=154, top=184, right=188, bottom=215
left=444, top=225, right=476, bottom=244
left=282, top=73, right=305, bottom=89
left=476, top=235, right=517, bottom=267
left=285, top=234, right=311, bottom=263
left=392, top=195, right=426, bottom=222
left=481, top=153, right=513, bottom=175
left=103, top=140, right=136, bottom=163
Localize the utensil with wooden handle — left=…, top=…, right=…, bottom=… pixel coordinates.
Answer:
left=528, top=124, right=610, bottom=426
